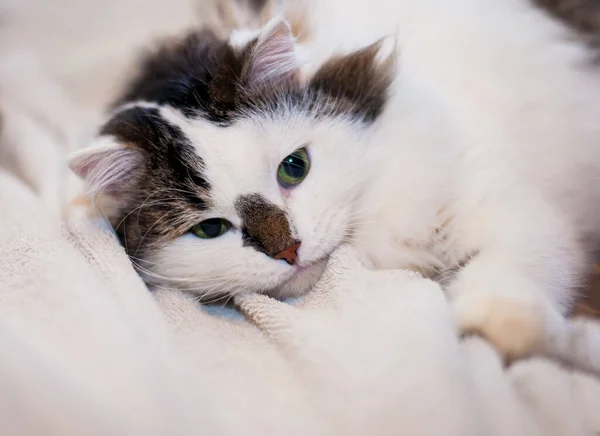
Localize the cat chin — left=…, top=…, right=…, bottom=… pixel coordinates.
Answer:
left=267, top=258, right=329, bottom=300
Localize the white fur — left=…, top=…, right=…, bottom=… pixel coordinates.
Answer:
left=296, top=0, right=600, bottom=359
left=78, top=0, right=600, bottom=358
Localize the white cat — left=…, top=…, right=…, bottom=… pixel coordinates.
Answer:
left=70, top=0, right=600, bottom=360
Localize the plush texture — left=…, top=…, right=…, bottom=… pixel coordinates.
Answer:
left=2, top=168, right=600, bottom=435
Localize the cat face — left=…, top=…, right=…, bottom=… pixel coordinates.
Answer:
left=69, top=19, right=394, bottom=300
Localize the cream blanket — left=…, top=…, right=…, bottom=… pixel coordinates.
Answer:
left=2, top=1, right=600, bottom=435
left=2, top=102, right=600, bottom=436
left=2, top=169, right=600, bottom=436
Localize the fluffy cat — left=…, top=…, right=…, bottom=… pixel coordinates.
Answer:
left=70, top=0, right=600, bottom=360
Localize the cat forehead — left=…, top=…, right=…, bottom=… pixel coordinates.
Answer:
left=91, top=25, right=395, bottom=223
left=108, top=101, right=356, bottom=214
left=157, top=104, right=315, bottom=205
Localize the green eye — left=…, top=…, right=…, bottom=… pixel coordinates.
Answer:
left=277, top=148, right=310, bottom=188
left=192, top=218, right=230, bottom=239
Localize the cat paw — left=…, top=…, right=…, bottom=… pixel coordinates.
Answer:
left=453, top=292, right=553, bottom=361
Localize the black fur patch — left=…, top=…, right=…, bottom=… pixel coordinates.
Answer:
left=115, top=29, right=393, bottom=125
left=114, top=30, right=234, bottom=122
left=101, top=106, right=211, bottom=254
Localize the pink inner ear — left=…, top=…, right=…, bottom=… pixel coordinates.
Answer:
left=69, top=145, right=143, bottom=196
left=245, top=19, right=299, bottom=88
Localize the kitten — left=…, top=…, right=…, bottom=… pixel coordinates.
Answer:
left=70, top=0, right=600, bottom=360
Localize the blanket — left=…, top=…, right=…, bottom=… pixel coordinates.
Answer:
left=2, top=93, right=600, bottom=436
left=3, top=169, right=600, bottom=436
left=2, top=1, right=600, bottom=435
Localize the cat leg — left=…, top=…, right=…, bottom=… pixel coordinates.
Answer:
left=447, top=190, right=585, bottom=361
left=450, top=253, right=572, bottom=361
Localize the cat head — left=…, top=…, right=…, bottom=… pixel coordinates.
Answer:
left=69, top=19, right=395, bottom=301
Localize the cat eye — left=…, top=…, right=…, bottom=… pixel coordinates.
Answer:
left=192, top=218, right=230, bottom=239
left=277, top=148, right=311, bottom=188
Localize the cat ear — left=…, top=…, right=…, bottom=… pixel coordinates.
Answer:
left=68, top=136, right=143, bottom=197
left=242, top=18, right=300, bottom=88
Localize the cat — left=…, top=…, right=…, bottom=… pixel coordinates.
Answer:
left=69, top=0, right=600, bottom=360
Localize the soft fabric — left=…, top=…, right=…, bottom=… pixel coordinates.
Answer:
left=2, top=170, right=600, bottom=436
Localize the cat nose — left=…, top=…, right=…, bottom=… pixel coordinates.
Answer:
left=273, top=241, right=301, bottom=265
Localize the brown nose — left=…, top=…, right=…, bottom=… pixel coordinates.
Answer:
left=273, top=241, right=301, bottom=265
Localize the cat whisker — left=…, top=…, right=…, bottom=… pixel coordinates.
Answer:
left=133, top=210, right=173, bottom=257
left=115, top=188, right=176, bottom=230
left=130, top=259, right=227, bottom=284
